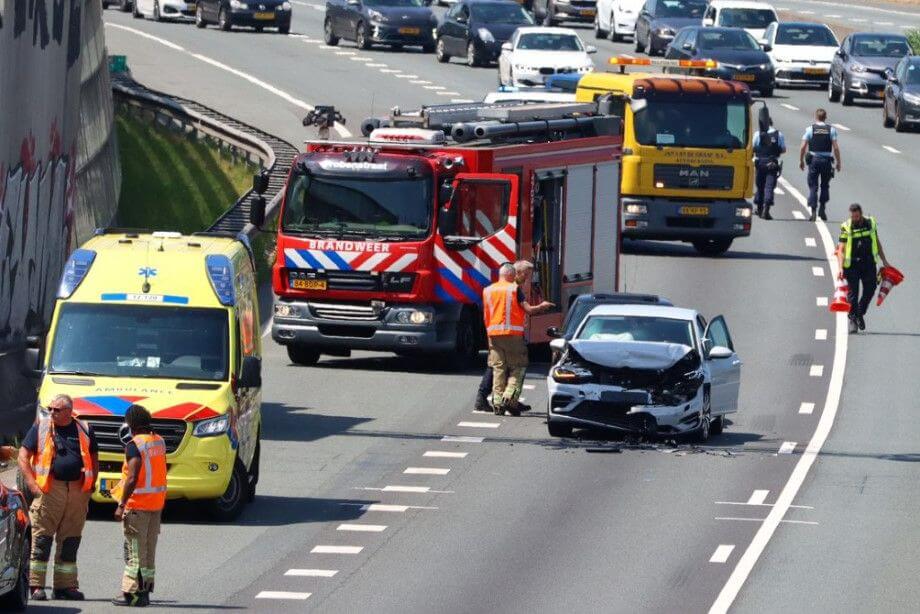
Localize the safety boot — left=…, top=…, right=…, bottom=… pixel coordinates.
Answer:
left=111, top=592, right=146, bottom=607
left=762, top=208, right=773, bottom=221
left=809, top=209, right=817, bottom=222
left=848, top=318, right=858, bottom=334
left=857, top=315, right=866, bottom=331
left=54, top=588, right=85, bottom=600
left=30, top=587, right=48, bottom=601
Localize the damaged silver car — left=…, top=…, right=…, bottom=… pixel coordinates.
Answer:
left=546, top=304, right=741, bottom=440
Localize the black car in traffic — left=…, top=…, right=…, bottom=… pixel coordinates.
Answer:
left=635, top=0, right=707, bottom=57
left=195, top=0, right=291, bottom=32
left=0, top=481, right=30, bottom=611
left=665, top=26, right=776, bottom=96
left=883, top=55, right=920, bottom=132
left=436, top=0, right=534, bottom=66
left=829, top=32, right=911, bottom=105
left=324, top=0, right=437, bottom=51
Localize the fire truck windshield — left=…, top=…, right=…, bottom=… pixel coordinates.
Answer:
left=282, top=171, right=433, bottom=239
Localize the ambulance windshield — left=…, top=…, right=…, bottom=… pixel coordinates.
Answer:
left=282, top=171, right=433, bottom=240
left=49, top=304, right=230, bottom=381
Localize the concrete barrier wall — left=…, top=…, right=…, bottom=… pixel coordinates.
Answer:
left=0, top=0, right=119, bottom=433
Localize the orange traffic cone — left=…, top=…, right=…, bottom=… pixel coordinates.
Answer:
left=830, top=276, right=851, bottom=313
left=876, top=265, right=904, bottom=306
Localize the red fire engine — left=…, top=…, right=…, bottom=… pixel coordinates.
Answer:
left=264, top=101, right=623, bottom=366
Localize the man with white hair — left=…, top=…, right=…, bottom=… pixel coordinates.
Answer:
left=482, top=261, right=554, bottom=415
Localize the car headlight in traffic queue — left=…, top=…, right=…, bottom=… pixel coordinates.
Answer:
left=551, top=364, right=594, bottom=384
left=736, top=207, right=752, bottom=218
left=394, top=309, right=433, bottom=325
left=758, top=63, right=770, bottom=71
left=851, top=62, right=866, bottom=74
left=368, top=9, right=387, bottom=22
left=625, top=203, right=647, bottom=215
left=193, top=415, right=231, bottom=438
left=229, top=0, right=247, bottom=8
left=274, top=302, right=303, bottom=319
left=282, top=1, right=291, bottom=9
left=478, top=28, right=495, bottom=43
left=655, top=27, right=676, bottom=38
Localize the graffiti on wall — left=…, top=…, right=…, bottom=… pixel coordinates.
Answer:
left=0, top=0, right=82, bottom=66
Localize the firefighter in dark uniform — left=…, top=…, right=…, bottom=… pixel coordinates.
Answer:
left=752, top=107, right=786, bottom=220
left=799, top=108, right=841, bottom=221
left=836, top=203, right=890, bottom=334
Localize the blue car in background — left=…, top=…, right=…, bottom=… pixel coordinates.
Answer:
left=436, top=0, right=534, bottom=66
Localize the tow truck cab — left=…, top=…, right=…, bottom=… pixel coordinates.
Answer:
left=271, top=101, right=624, bottom=366
left=573, top=58, right=755, bottom=255
left=36, top=230, right=262, bottom=521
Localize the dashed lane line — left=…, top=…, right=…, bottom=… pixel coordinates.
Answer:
left=256, top=591, right=312, bottom=600
left=809, top=364, right=824, bottom=377
left=104, top=23, right=352, bottom=137
left=715, top=516, right=819, bottom=526
left=285, top=569, right=338, bottom=577
left=714, top=500, right=814, bottom=510
left=811, top=266, right=824, bottom=277
left=311, top=545, right=363, bottom=554
left=746, top=490, right=769, bottom=505
left=780, top=103, right=799, bottom=111
left=424, top=451, right=468, bottom=458
left=849, top=18, right=867, bottom=22
left=411, top=79, right=432, bottom=84
left=710, top=545, right=736, bottom=564
left=883, top=145, right=901, bottom=154
left=404, top=467, right=450, bottom=475
left=382, top=485, right=431, bottom=493
left=816, top=296, right=829, bottom=306
left=337, top=524, right=387, bottom=532
left=458, top=421, right=500, bottom=428
left=799, top=402, right=816, bottom=414
left=805, top=237, right=817, bottom=247
left=437, top=91, right=462, bottom=96
left=334, top=50, right=356, bottom=56
left=832, top=123, right=850, bottom=132
left=451, top=99, right=475, bottom=103
left=380, top=68, right=402, bottom=73
left=792, top=210, right=805, bottom=220
left=396, top=74, right=420, bottom=79
left=778, top=442, right=798, bottom=454
left=815, top=328, right=828, bottom=340
left=349, top=56, right=373, bottom=62
left=424, top=85, right=447, bottom=90
left=367, top=63, right=388, bottom=67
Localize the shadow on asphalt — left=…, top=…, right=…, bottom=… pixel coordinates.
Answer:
left=295, top=353, right=488, bottom=375
left=623, top=239, right=825, bottom=262
left=260, top=402, right=373, bottom=442
left=25, top=599, right=244, bottom=611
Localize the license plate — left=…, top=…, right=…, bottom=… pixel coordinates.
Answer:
left=732, top=73, right=755, bottom=82
left=803, top=67, right=827, bottom=75
left=580, top=9, right=596, bottom=16
left=292, top=279, right=327, bottom=290
left=680, top=206, right=710, bottom=216
left=254, top=11, right=274, bottom=20
left=399, top=27, right=420, bottom=35
left=99, top=478, right=118, bottom=494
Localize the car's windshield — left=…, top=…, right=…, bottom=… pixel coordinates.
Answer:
left=657, top=0, right=707, bottom=18
left=577, top=315, right=694, bottom=346
left=49, top=304, right=229, bottom=381
left=851, top=35, right=910, bottom=57
left=633, top=99, right=749, bottom=148
left=698, top=29, right=760, bottom=51
left=364, top=0, right=425, bottom=7
left=517, top=33, right=583, bottom=51
left=282, top=172, right=433, bottom=239
left=717, top=8, right=776, bottom=28
left=775, top=24, right=837, bottom=46
left=472, top=3, right=533, bottom=23
left=906, top=63, right=920, bottom=85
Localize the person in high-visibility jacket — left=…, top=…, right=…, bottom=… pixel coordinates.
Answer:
left=17, top=393, right=98, bottom=602
left=483, top=261, right=554, bottom=416
left=111, top=405, right=167, bottom=608
left=836, top=203, right=890, bottom=335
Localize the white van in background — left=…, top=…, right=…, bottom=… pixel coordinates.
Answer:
left=595, top=0, right=646, bottom=42
left=703, top=1, right=778, bottom=42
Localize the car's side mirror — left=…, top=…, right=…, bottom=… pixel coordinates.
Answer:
left=586, top=45, right=598, bottom=54
left=239, top=356, right=262, bottom=389
left=249, top=195, right=266, bottom=228
left=761, top=42, right=771, bottom=52
left=549, top=338, right=567, bottom=354
left=708, top=345, right=733, bottom=359
left=682, top=42, right=692, bottom=50
left=22, top=334, right=44, bottom=380
left=546, top=326, right=561, bottom=338
left=501, top=42, right=512, bottom=52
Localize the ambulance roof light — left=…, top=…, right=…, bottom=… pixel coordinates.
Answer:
left=369, top=128, right=447, bottom=145
left=58, top=249, right=96, bottom=299
left=205, top=254, right=236, bottom=306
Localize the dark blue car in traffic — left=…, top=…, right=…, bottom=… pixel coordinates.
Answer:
left=436, top=0, right=534, bottom=66
left=324, top=0, right=438, bottom=51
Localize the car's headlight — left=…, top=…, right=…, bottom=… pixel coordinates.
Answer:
left=903, top=92, right=920, bottom=105
left=230, top=0, right=247, bottom=8
left=282, top=1, right=291, bottom=9
left=656, top=27, right=676, bottom=36
left=193, top=415, right=230, bottom=438
left=736, top=207, right=752, bottom=218
left=368, top=9, right=386, bottom=21
left=851, top=62, right=866, bottom=73
left=625, top=203, right=647, bottom=214
left=758, top=63, right=770, bottom=71
left=394, top=309, right=433, bottom=325
left=478, top=28, right=495, bottom=43
left=274, top=303, right=302, bottom=318
left=551, top=364, right=593, bottom=383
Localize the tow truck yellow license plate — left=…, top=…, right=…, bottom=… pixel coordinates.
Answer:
left=399, top=27, right=421, bottom=34
left=680, top=206, right=710, bottom=216
left=292, top=279, right=327, bottom=290
left=803, top=67, right=828, bottom=75
left=254, top=11, right=274, bottom=19
left=732, top=74, right=755, bottom=82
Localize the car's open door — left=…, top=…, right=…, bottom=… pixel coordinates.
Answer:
left=704, top=315, right=742, bottom=415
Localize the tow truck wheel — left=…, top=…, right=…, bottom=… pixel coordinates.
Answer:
left=436, top=38, right=450, bottom=63
left=692, top=239, right=732, bottom=257
left=324, top=18, right=339, bottom=45
left=207, top=460, right=247, bottom=522
left=548, top=420, right=573, bottom=438
left=287, top=344, right=320, bottom=366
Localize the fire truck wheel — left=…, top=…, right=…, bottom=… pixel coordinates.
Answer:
left=691, top=239, right=733, bottom=257
left=287, top=344, right=321, bottom=366
left=453, top=311, right=478, bottom=365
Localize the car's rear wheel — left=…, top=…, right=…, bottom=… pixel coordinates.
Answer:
left=356, top=22, right=371, bottom=50
left=548, top=420, right=573, bottom=438
left=287, top=344, right=320, bottom=366
left=422, top=41, right=435, bottom=53
left=694, top=390, right=712, bottom=443
left=436, top=38, right=450, bottom=63
left=324, top=18, right=339, bottom=45
left=594, top=15, right=608, bottom=40
left=207, top=459, right=247, bottom=521
left=218, top=7, right=232, bottom=31
left=883, top=99, right=894, bottom=128
left=692, top=238, right=732, bottom=256
left=195, top=5, right=206, bottom=27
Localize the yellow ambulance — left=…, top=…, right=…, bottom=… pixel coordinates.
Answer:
left=35, top=230, right=262, bottom=521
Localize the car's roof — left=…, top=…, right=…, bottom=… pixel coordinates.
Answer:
left=851, top=31, right=908, bottom=39
left=777, top=21, right=832, bottom=29
left=573, top=293, right=672, bottom=306
left=709, top=0, right=776, bottom=8
left=515, top=26, right=579, bottom=35
left=583, top=304, right=698, bottom=320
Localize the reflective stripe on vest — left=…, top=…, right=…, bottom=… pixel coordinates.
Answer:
left=483, top=280, right=525, bottom=336
left=123, top=434, right=168, bottom=510
left=841, top=216, right=879, bottom=268
left=32, top=418, right=95, bottom=493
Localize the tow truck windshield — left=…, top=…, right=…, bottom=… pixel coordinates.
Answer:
left=49, top=303, right=229, bottom=381
left=282, top=172, right=433, bottom=239
left=633, top=99, right=748, bottom=149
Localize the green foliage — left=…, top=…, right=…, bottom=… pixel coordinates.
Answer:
left=908, top=29, right=920, bottom=55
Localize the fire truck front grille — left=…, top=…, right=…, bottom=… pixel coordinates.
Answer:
left=82, top=417, right=188, bottom=454
left=654, top=165, right=734, bottom=190
left=326, top=271, right=381, bottom=291
left=310, top=302, right=381, bottom=321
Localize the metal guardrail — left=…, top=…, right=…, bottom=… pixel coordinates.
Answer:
left=110, top=74, right=298, bottom=237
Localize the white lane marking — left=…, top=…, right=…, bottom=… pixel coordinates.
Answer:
left=518, top=397, right=527, bottom=403
left=471, top=409, right=493, bottom=414
left=317, top=45, right=337, bottom=50
left=311, top=545, right=363, bottom=554
left=261, top=316, right=274, bottom=338
left=285, top=569, right=338, bottom=578
left=437, top=91, right=463, bottom=96
left=337, top=523, right=387, bottom=532
left=875, top=21, right=894, bottom=26
left=380, top=69, right=402, bottom=73
left=289, top=36, right=324, bottom=43
left=349, top=56, right=373, bottom=62
left=382, top=485, right=430, bottom=493
left=334, top=50, right=356, bottom=56
left=826, top=13, right=840, bottom=18
left=816, top=296, right=828, bottom=306
left=815, top=328, right=828, bottom=340
left=780, top=103, right=799, bottom=111
left=458, top=421, right=500, bottom=428
left=711, top=176, right=848, bottom=613
left=710, top=545, right=736, bottom=564
left=442, top=435, right=484, bottom=443
left=411, top=79, right=432, bottom=84
left=799, top=402, right=815, bottom=415
left=832, top=123, right=850, bottom=132
left=805, top=237, right=817, bottom=247
left=367, top=63, right=388, bottom=67
left=883, top=145, right=901, bottom=154
left=256, top=591, right=311, bottom=600
left=849, top=18, right=866, bottom=23
left=809, top=364, right=824, bottom=377
left=404, top=467, right=450, bottom=475
left=451, top=99, right=475, bottom=103
left=715, top=517, right=819, bottom=526
left=792, top=210, right=805, bottom=220
left=424, top=85, right=446, bottom=90
left=523, top=384, right=536, bottom=390
left=798, top=9, right=814, bottom=14
left=424, top=451, right=468, bottom=458
left=775, top=187, right=785, bottom=195
left=747, top=490, right=769, bottom=505
left=715, top=501, right=813, bottom=510
left=396, top=74, right=420, bottom=79
left=105, top=24, right=352, bottom=137
left=812, top=266, right=824, bottom=277
left=356, top=504, right=408, bottom=512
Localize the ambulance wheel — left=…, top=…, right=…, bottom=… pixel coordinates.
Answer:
left=692, top=239, right=732, bottom=256
left=287, top=344, right=320, bottom=366
left=246, top=439, right=260, bottom=503
left=208, top=460, right=247, bottom=521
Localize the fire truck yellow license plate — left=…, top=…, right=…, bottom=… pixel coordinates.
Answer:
left=680, top=206, right=710, bottom=216
left=732, top=73, right=755, bottom=82
left=399, top=27, right=421, bottom=34
left=254, top=11, right=274, bottom=20
left=292, top=279, right=327, bottom=290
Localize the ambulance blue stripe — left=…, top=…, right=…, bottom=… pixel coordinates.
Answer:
left=84, top=396, right=134, bottom=416
left=323, top=251, right=352, bottom=271
left=438, top=268, right=481, bottom=303
left=163, top=295, right=189, bottom=305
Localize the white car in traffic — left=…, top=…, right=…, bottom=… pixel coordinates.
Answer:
left=703, top=0, right=778, bottom=42
left=131, top=0, right=197, bottom=20
left=498, top=27, right=596, bottom=88
left=595, top=0, right=645, bottom=41
left=546, top=304, right=742, bottom=440
left=762, top=21, right=838, bottom=87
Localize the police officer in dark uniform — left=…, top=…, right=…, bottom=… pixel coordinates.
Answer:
left=752, top=107, right=786, bottom=220
left=799, top=108, right=841, bottom=221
